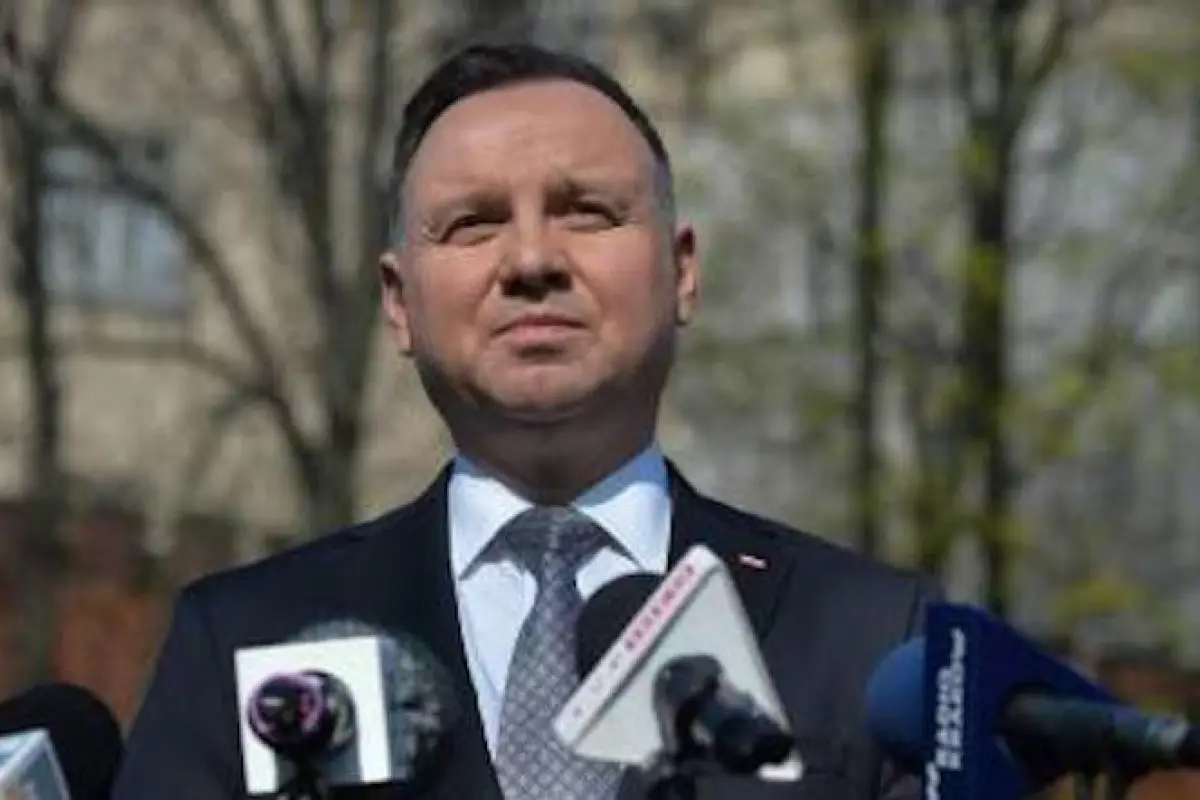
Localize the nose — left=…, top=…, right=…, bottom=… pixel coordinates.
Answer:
left=499, top=213, right=571, bottom=297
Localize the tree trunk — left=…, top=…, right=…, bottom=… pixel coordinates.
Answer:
left=309, top=400, right=363, bottom=534
left=9, top=120, right=66, bottom=683
left=849, top=0, right=894, bottom=558
left=964, top=146, right=1015, bottom=616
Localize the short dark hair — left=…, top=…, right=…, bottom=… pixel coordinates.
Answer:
left=388, top=41, right=673, bottom=241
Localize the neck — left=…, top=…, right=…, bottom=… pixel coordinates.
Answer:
left=452, top=416, right=656, bottom=505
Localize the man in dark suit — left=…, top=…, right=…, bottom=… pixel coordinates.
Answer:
left=112, top=42, right=937, bottom=800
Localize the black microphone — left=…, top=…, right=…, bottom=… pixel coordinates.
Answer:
left=1000, top=692, right=1200, bottom=774
left=247, top=671, right=356, bottom=764
left=576, top=572, right=660, bottom=678
left=576, top=573, right=794, bottom=776
left=0, top=682, right=123, bottom=800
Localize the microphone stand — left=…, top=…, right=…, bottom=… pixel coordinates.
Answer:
left=1103, top=769, right=1135, bottom=800
left=1065, top=769, right=1143, bottom=800
left=274, top=758, right=331, bottom=800
left=642, top=753, right=701, bottom=800
left=646, top=774, right=698, bottom=800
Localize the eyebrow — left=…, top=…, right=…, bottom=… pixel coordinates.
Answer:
left=547, top=172, right=643, bottom=201
left=419, top=188, right=509, bottom=231
left=420, top=173, right=644, bottom=223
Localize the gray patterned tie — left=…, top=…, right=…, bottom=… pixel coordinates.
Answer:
left=494, top=506, right=623, bottom=800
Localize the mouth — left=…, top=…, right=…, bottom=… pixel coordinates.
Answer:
left=495, top=314, right=588, bottom=349
left=497, top=314, right=586, bottom=335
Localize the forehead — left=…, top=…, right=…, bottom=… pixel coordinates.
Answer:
left=405, top=80, right=658, bottom=203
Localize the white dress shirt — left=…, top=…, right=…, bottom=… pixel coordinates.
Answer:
left=447, top=445, right=673, bottom=755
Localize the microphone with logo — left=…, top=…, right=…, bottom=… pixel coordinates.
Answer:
left=864, top=602, right=1200, bottom=800
left=235, top=619, right=459, bottom=799
left=0, top=682, right=122, bottom=800
left=554, top=545, right=803, bottom=799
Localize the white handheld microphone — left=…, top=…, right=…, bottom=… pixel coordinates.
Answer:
left=234, top=619, right=458, bottom=797
left=0, top=728, right=70, bottom=798
left=555, top=545, right=804, bottom=782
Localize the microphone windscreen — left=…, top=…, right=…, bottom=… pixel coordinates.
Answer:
left=576, top=573, right=660, bottom=677
left=863, top=636, right=927, bottom=772
left=0, top=682, right=122, bottom=799
left=291, top=619, right=459, bottom=783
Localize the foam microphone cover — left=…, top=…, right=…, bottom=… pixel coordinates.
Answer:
left=864, top=629, right=1089, bottom=794
left=863, top=636, right=926, bottom=772
left=291, top=619, right=460, bottom=783
left=0, top=682, right=122, bottom=799
left=576, top=573, right=661, bottom=678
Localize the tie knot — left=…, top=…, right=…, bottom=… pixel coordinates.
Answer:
left=502, top=505, right=608, bottom=579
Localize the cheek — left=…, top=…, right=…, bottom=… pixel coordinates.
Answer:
left=583, top=238, right=676, bottom=328
left=407, top=255, right=494, bottom=349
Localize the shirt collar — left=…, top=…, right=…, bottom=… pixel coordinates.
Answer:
left=448, top=444, right=671, bottom=579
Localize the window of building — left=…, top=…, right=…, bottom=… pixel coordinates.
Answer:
left=41, top=139, right=186, bottom=315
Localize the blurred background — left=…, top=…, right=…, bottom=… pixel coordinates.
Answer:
left=0, top=0, right=1197, bottom=796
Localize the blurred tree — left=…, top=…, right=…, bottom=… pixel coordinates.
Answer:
left=661, top=2, right=858, bottom=533
left=437, top=0, right=540, bottom=52
left=844, top=0, right=901, bottom=557
left=1005, top=0, right=1200, bottom=648
left=183, top=0, right=399, bottom=533
left=1044, top=0, right=1200, bottom=648
left=638, top=0, right=719, bottom=123
left=941, top=0, right=1114, bottom=615
left=51, top=0, right=405, bottom=535
left=0, top=0, right=86, bottom=683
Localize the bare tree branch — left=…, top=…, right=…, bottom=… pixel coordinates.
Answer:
left=944, top=0, right=982, bottom=125
left=0, top=334, right=264, bottom=397
left=1014, top=0, right=1116, bottom=122
left=259, top=0, right=305, bottom=108
left=354, top=0, right=393, bottom=323
left=59, top=109, right=282, bottom=384
left=37, top=0, right=86, bottom=85
left=360, top=0, right=391, bottom=243
left=192, top=0, right=280, bottom=143
left=44, top=100, right=325, bottom=491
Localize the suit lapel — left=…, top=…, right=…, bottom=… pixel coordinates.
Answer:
left=341, top=466, right=503, bottom=800
left=665, top=462, right=796, bottom=642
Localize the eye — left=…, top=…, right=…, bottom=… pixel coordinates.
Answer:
left=444, top=213, right=504, bottom=246
left=562, top=201, right=619, bottom=231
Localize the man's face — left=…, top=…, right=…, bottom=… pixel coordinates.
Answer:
left=380, top=79, right=698, bottom=424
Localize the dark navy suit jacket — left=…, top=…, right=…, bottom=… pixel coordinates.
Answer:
left=111, top=463, right=938, bottom=799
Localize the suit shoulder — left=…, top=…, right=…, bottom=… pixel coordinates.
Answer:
left=699, top=493, right=933, bottom=597
left=178, top=501, right=412, bottom=609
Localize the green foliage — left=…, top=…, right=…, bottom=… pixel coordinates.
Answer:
left=1052, top=569, right=1146, bottom=633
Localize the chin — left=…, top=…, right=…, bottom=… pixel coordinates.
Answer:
left=481, top=381, right=607, bottom=423
left=493, top=397, right=594, bottom=426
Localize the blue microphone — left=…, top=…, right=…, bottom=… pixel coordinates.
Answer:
left=864, top=603, right=1200, bottom=799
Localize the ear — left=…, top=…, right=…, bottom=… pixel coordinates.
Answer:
left=672, top=223, right=699, bottom=326
left=378, top=251, right=413, bottom=356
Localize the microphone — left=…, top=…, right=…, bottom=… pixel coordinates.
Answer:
left=556, top=545, right=803, bottom=784
left=575, top=572, right=659, bottom=681
left=246, top=670, right=356, bottom=765
left=575, top=574, right=794, bottom=775
left=864, top=603, right=1200, bottom=799
left=235, top=619, right=459, bottom=798
left=0, top=682, right=123, bottom=800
